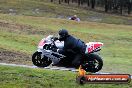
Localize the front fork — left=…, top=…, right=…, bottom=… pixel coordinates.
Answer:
left=37, top=49, right=43, bottom=58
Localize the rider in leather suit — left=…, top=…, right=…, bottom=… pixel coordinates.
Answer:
left=57, top=29, right=86, bottom=67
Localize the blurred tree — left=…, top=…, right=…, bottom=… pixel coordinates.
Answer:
left=120, top=0, right=123, bottom=14
left=78, top=0, right=81, bottom=6
left=91, top=0, right=96, bottom=9
left=50, top=0, right=131, bottom=15
left=105, top=0, right=108, bottom=12
left=127, top=0, right=132, bottom=14
left=87, top=0, right=90, bottom=6
left=59, top=0, right=61, bottom=4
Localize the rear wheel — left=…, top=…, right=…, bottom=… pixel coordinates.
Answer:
left=82, top=53, right=103, bottom=73
left=32, top=51, right=52, bottom=67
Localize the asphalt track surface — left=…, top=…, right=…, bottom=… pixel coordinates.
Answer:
left=0, top=63, right=132, bottom=79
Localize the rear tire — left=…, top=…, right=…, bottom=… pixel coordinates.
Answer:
left=32, top=51, right=52, bottom=67
left=82, top=53, right=103, bottom=73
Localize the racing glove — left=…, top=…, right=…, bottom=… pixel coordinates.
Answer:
left=52, top=37, right=58, bottom=41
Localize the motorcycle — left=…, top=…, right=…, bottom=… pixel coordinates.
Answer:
left=32, top=35, right=103, bottom=73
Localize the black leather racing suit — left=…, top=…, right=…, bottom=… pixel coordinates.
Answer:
left=58, top=35, right=86, bottom=67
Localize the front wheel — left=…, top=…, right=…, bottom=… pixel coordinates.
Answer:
left=32, top=51, right=52, bottom=67
left=82, top=53, right=103, bottom=73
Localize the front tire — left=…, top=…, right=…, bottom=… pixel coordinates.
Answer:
left=82, top=53, right=103, bottom=73
left=32, top=51, right=52, bottom=67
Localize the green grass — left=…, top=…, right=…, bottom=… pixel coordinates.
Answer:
left=0, top=0, right=131, bottom=25
left=0, top=13, right=132, bottom=74
left=0, top=65, right=131, bottom=88
left=0, top=30, right=40, bottom=53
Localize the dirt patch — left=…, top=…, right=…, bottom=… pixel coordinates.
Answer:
left=0, top=21, right=32, bottom=30
left=0, top=48, right=33, bottom=65
left=0, top=21, right=56, bottom=35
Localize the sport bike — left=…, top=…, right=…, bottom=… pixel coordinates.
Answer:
left=32, top=35, right=103, bottom=72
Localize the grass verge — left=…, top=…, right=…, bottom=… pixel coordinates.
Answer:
left=0, top=65, right=132, bottom=88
